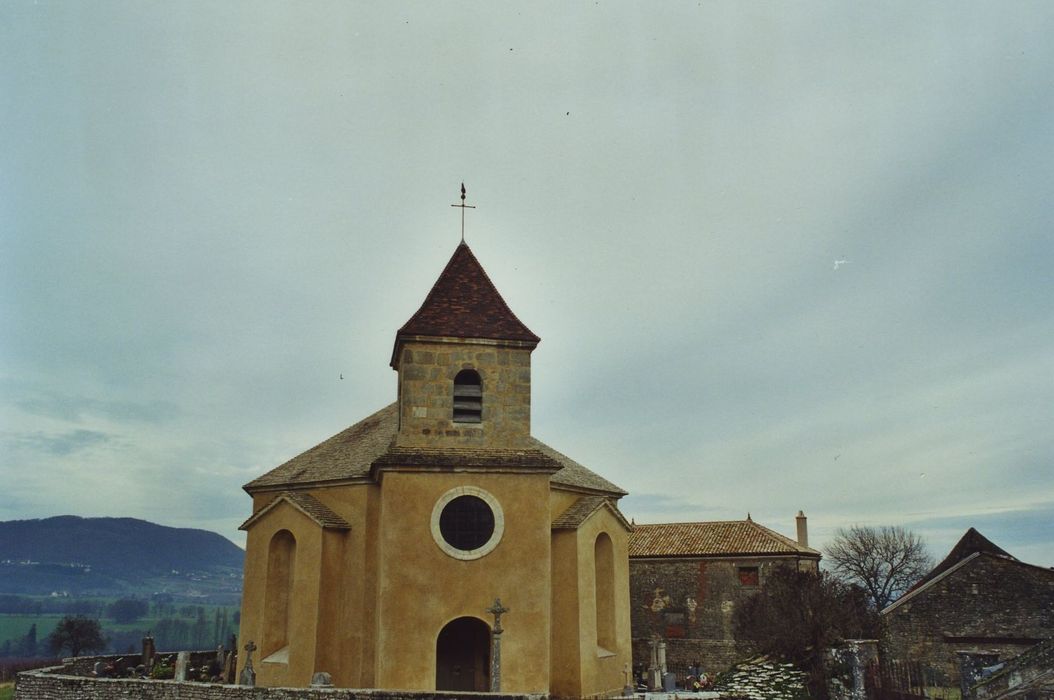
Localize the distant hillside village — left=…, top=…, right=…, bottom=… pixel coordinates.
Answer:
left=9, top=241, right=1052, bottom=700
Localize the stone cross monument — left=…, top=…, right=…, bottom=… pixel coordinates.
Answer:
left=486, top=598, right=509, bottom=692
left=239, top=640, right=257, bottom=687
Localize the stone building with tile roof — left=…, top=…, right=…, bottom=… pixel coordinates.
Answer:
left=236, top=240, right=633, bottom=697
left=882, top=528, right=1054, bottom=687
left=628, top=513, right=820, bottom=674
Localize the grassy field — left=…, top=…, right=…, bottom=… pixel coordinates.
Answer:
left=0, top=681, right=12, bottom=700
left=1, top=600, right=240, bottom=655
left=0, top=615, right=61, bottom=643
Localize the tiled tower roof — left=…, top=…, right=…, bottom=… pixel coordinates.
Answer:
left=392, top=242, right=539, bottom=366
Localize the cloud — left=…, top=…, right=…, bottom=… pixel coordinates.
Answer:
left=0, top=3, right=1050, bottom=565
left=5, top=384, right=179, bottom=424
left=5, top=429, right=112, bottom=456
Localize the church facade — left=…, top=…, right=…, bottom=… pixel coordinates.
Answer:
left=237, top=242, right=633, bottom=697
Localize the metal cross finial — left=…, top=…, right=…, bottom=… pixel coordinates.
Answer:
left=451, top=182, right=476, bottom=243
left=487, top=597, right=509, bottom=633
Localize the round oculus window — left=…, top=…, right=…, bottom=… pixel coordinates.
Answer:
left=440, top=495, right=494, bottom=550
left=430, top=487, right=505, bottom=560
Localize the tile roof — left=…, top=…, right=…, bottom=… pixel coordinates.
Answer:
left=552, top=495, right=633, bottom=531
left=392, top=243, right=539, bottom=365
left=628, top=519, right=820, bottom=558
left=243, top=404, right=396, bottom=491
left=243, top=402, right=627, bottom=497
left=530, top=438, right=628, bottom=496
left=239, top=491, right=350, bottom=531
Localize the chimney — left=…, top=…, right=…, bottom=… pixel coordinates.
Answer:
left=796, top=510, right=809, bottom=548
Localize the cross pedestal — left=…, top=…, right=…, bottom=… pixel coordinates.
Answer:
left=239, top=640, right=257, bottom=687
left=486, top=598, right=509, bottom=692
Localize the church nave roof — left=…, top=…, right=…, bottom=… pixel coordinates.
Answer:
left=243, top=402, right=626, bottom=497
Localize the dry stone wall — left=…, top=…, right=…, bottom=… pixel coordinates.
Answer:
left=17, top=660, right=543, bottom=700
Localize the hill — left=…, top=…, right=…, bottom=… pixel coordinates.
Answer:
left=0, top=516, right=243, bottom=597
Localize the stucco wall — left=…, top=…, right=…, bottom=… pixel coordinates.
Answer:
left=240, top=486, right=378, bottom=689
left=573, top=509, right=632, bottom=699
left=375, top=470, right=553, bottom=694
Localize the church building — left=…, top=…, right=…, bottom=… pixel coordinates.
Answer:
left=237, top=239, right=633, bottom=697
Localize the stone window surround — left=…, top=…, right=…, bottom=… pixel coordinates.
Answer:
left=452, top=368, right=483, bottom=423
left=430, top=486, right=505, bottom=561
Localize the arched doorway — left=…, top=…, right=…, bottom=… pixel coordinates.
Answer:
left=435, top=616, right=490, bottom=691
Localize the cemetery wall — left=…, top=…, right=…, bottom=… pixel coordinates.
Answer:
left=16, top=659, right=544, bottom=700
left=883, top=553, right=1054, bottom=686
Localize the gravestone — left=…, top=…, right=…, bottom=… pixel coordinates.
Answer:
left=174, top=651, right=190, bottom=681
left=648, top=638, right=661, bottom=691
left=92, top=661, right=105, bottom=677
left=311, top=671, right=333, bottom=687
left=142, top=633, right=155, bottom=670
left=222, top=651, right=234, bottom=684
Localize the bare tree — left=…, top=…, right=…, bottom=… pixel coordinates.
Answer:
left=825, top=525, right=934, bottom=610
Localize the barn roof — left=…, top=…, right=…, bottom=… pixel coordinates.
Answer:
left=908, top=527, right=1014, bottom=592
left=882, top=528, right=1041, bottom=614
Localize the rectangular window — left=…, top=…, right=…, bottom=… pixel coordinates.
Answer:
left=738, top=566, right=759, bottom=587
left=663, top=612, right=686, bottom=638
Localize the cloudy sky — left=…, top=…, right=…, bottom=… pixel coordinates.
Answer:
left=2, top=2, right=1052, bottom=567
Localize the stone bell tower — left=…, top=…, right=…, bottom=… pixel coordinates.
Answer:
left=390, top=242, right=540, bottom=450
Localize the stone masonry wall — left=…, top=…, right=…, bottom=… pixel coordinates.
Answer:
left=629, top=557, right=816, bottom=675
left=395, top=341, right=532, bottom=449
left=883, top=554, right=1054, bottom=686
left=17, top=662, right=543, bottom=700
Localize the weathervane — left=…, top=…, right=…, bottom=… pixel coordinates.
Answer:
left=451, top=182, right=476, bottom=242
